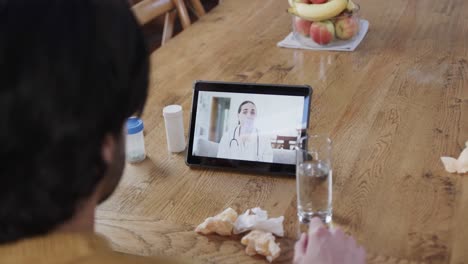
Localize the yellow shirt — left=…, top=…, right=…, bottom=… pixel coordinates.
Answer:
left=0, top=232, right=182, bottom=264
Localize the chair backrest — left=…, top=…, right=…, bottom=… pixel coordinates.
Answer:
left=131, top=0, right=191, bottom=45
left=187, top=0, right=206, bottom=18
left=275, top=136, right=298, bottom=150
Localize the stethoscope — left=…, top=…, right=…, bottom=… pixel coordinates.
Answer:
left=229, top=125, right=259, bottom=157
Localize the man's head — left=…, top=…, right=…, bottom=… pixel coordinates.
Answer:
left=0, top=0, right=148, bottom=243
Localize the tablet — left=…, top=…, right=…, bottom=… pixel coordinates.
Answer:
left=186, top=81, right=312, bottom=176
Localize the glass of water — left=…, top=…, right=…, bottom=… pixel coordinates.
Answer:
left=296, top=134, right=332, bottom=224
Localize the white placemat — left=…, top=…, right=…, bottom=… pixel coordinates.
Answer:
left=277, top=19, right=369, bottom=52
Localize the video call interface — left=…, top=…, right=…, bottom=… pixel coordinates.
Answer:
left=191, top=91, right=306, bottom=165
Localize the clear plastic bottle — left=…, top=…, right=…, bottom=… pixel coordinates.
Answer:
left=126, top=117, right=146, bottom=163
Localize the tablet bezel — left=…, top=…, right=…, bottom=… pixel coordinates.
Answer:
left=185, top=81, right=312, bottom=176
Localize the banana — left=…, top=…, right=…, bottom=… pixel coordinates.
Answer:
left=288, top=0, right=348, bottom=22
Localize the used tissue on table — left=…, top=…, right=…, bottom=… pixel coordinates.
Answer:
left=195, top=207, right=238, bottom=236
left=233, top=207, right=284, bottom=237
left=241, top=230, right=281, bottom=263
left=441, top=141, right=468, bottom=174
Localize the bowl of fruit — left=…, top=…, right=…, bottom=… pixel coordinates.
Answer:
left=289, top=0, right=360, bottom=46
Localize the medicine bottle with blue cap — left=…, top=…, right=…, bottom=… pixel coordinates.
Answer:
left=126, top=117, right=146, bottom=163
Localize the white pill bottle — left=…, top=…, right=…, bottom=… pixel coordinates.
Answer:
left=163, top=105, right=186, bottom=153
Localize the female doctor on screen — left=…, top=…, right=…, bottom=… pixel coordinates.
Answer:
left=217, top=101, right=273, bottom=162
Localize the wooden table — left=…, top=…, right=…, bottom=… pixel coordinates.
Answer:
left=96, top=0, right=468, bottom=263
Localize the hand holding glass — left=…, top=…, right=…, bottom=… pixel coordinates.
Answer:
left=293, top=218, right=366, bottom=264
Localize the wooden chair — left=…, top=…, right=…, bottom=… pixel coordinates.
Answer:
left=131, top=0, right=191, bottom=45
left=186, top=0, right=206, bottom=18
left=274, top=136, right=298, bottom=150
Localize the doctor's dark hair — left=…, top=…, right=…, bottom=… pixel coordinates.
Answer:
left=0, top=0, right=148, bottom=244
left=237, top=101, right=256, bottom=113
left=237, top=101, right=256, bottom=125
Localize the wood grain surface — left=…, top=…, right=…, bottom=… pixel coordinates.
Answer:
left=97, top=0, right=468, bottom=263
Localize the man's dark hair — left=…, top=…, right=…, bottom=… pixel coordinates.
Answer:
left=0, top=0, right=149, bottom=243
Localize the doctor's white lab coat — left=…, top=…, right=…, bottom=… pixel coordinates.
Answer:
left=217, top=127, right=273, bottom=162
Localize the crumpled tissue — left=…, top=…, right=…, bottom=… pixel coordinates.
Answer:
left=233, top=207, right=284, bottom=237
left=195, top=207, right=238, bottom=236
left=441, top=141, right=468, bottom=174
left=241, top=230, right=281, bottom=263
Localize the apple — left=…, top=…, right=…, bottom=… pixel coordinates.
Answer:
left=335, top=17, right=358, bottom=40
left=295, top=17, right=312, bottom=36
left=309, top=20, right=335, bottom=45
left=310, top=0, right=327, bottom=4
left=294, top=0, right=311, bottom=3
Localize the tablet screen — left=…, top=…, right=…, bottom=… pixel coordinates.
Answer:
left=193, top=91, right=305, bottom=163
left=186, top=81, right=312, bottom=175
